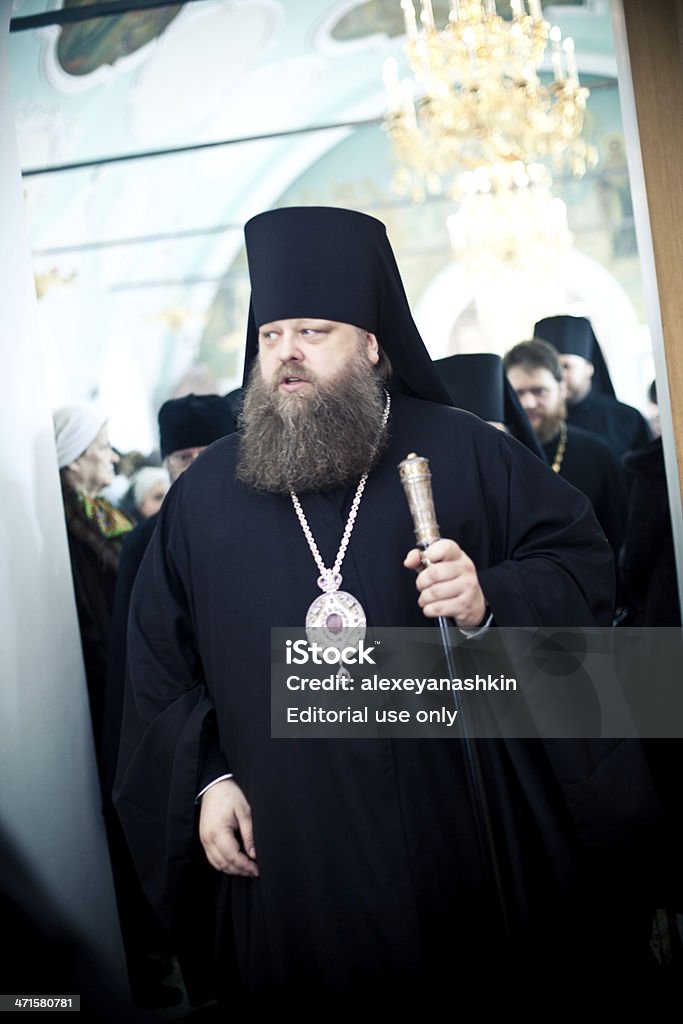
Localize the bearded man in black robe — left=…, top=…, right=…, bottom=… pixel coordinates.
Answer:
left=534, top=314, right=652, bottom=459
left=114, top=207, right=660, bottom=1014
left=503, top=338, right=628, bottom=565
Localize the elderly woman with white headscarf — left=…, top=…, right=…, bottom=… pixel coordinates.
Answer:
left=53, top=405, right=134, bottom=748
left=125, top=465, right=171, bottom=523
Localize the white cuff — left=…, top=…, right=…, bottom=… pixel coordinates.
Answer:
left=195, top=773, right=233, bottom=804
left=458, top=611, right=493, bottom=639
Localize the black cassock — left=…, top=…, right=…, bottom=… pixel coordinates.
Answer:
left=567, top=388, right=652, bottom=460
left=542, top=423, right=627, bottom=560
left=115, top=395, right=659, bottom=1010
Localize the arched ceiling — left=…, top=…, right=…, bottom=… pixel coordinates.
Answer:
left=8, top=0, right=625, bottom=449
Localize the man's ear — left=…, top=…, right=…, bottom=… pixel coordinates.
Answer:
left=559, top=378, right=568, bottom=399
left=365, top=332, right=380, bottom=366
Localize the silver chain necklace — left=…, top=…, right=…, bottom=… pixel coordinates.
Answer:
left=291, top=391, right=391, bottom=645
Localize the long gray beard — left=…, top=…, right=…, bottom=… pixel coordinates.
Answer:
left=236, top=359, right=389, bottom=494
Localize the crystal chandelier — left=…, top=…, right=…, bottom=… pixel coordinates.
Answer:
left=447, top=184, right=573, bottom=271
left=382, top=0, right=598, bottom=202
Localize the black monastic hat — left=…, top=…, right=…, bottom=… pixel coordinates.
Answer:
left=158, top=393, right=237, bottom=458
left=435, top=353, right=545, bottom=459
left=242, top=206, right=451, bottom=405
left=533, top=315, right=615, bottom=398
left=224, top=387, right=243, bottom=420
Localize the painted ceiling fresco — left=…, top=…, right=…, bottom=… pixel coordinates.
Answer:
left=9, top=1, right=646, bottom=451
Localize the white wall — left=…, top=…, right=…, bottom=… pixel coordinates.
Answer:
left=0, top=4, right=126, bottom=983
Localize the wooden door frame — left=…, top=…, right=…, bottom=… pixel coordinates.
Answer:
left=613, top=0, right=683, bottom=613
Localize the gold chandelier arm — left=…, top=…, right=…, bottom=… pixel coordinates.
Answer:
left=383, top=0, right=597, bottom=202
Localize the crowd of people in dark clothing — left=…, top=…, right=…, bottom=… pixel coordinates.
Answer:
left=49, top=312, right=680, bottom=1014
left=52, top=392, right=240, bottom=1011
left=437, top=316, right=679, bottom=627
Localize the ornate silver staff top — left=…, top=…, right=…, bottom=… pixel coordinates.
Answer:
left=398, top=452, right=440, bottom=550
